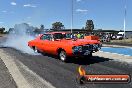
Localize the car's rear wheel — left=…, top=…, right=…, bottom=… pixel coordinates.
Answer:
left=59, top=50, right=67, bottom=62
left=33, top=46, right=40, bottom=53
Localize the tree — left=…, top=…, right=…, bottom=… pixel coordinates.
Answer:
left=0, top=27, right=5, bottom=34
left=52, top=22, right=64, bottom=30
left=40, top=24, right=44, bottom=30
left=85, top=20, right=94, bottom=31
left=8, top=28, right=15, bottom=33
left=34, top=27, right=41, bottom=34
left=82, top=27, right=85, bottom=30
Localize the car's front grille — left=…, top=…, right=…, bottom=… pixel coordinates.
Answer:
left=82, top=44, right=93, bottom=51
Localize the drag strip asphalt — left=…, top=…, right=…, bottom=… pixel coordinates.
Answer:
left=0, top=57, right=17, bottom=88
left=1, top=47, right=132, bottom=88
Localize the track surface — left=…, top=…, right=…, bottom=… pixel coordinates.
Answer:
left=1, top=47, right=132, bottom=88
left=0, top=57, right=17, bottom=88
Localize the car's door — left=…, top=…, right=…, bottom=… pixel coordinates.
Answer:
left=48, top=33, right=66, bottom=55
left=39, top=34, right=51, bottom=53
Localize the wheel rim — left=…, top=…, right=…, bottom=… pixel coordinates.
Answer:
left=60, top=51, right=66, bottom=61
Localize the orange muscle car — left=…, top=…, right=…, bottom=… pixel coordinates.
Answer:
left=28, top=32, right=102, bottom=62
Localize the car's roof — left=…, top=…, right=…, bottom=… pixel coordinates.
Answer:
left=46, top=32, right=70, bottom=34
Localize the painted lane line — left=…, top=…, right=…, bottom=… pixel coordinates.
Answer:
left=0, top=49, right=31, bottom=88
left=100, top=51, right=131, bottom=57
left=15, top=59, right=56, bottom=88
left=0, top=49, right=56, bottom=88
left=94, top=51, right=132, bottom=63
left=102, top=44, right=132, bottom=48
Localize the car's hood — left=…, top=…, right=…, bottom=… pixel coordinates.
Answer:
left=61, top=39, right=100, bottom=46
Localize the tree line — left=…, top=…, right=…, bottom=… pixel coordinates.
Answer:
left=51, top=20, right=94, bottom=31
left=0, top=27, right=5, bottom=34
left=0, top=20, right=94, bottom=34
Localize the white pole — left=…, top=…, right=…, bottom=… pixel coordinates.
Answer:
left=123, top=0, right=127, bottom=39
left=71, top=0, right=73, bottom=35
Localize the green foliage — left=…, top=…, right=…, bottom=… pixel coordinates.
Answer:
left=82, top=27, right=85, bottom=30
left=85, top=20, right=94, bottom=32
left=8, top=28, right=14, bottom=33
left=52, top=22, right=64, bottom=30
left=40, top=24, right=44, bottom=30
left=34, top=24, right=45, bottom=34
left=34, top=27, right=41, bottom=34
left=0, top=27, right=5, bottom=34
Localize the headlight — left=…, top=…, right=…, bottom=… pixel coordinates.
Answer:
left=72, top=46, right=82, bottom=52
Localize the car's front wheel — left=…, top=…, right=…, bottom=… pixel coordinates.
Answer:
left=83, top=52, right=92, bottom=59
left=88, top=52, right=92, bottom=57
left=59, top=51, right=67, bottom=62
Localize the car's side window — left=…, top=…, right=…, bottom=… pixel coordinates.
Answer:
left=41, top=34, right=52, bottom=40
left=54, top=33, right=64, bottom=39
left=46, top=34, right=52, bottom=40
left=40, top=34, right=46, bottom=40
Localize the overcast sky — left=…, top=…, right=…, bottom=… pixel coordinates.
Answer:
left=0, top=0, right=131, bottom=31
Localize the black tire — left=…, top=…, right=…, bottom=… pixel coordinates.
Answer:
left=33, top=46, right=40, bottom=53
left=88, top=52, right=92, bottom=57
left=59, top=50, right=67, bottom=62
left=83, top=52, right=92, bottom=59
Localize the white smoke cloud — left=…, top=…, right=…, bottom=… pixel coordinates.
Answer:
left=2, top=23, right=39, bottom=55
left=4, top=35, right=35, bottom=54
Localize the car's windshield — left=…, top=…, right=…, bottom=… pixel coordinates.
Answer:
left=65, top=33, right=72, bottom=39
left=53, top=33, right=64, bottom=39
left=53, top=33, right=72, bottom=39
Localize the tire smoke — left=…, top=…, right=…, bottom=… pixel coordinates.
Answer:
left=2, top=23, right=39, bottom=55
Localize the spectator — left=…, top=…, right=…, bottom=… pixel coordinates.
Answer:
left=77, top=33, right=81, bottom=39
left=80, top=33, right=84, bottom=39
left=73, top=34, right=77, bottom=39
